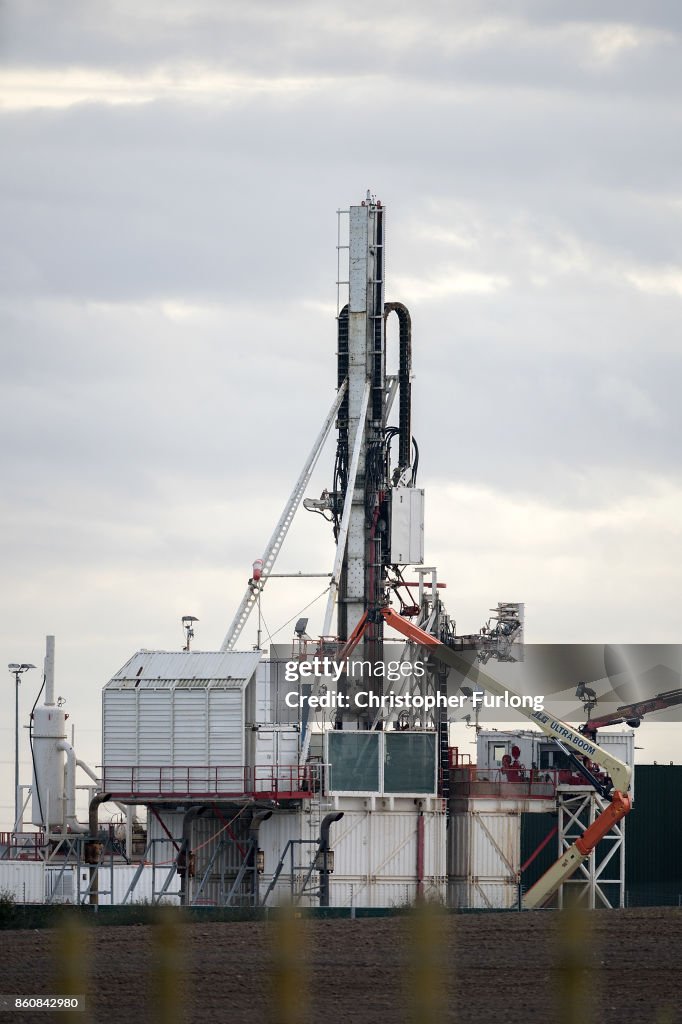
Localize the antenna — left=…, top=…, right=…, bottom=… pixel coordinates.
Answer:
left=182, top=615, right=199, bottom=652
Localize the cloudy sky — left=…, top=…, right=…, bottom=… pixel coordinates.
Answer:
left=1, top=2, right=681, bottom=827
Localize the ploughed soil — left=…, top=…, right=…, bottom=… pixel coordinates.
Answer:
left=0, top=907, right=680, bottom=1024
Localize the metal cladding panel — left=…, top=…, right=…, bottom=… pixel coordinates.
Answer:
left=253, top=727, right=274, bottom=765
left=252, top=727, right=301, bottom=790
left=114, top=865, right=180, bottom=904
left=148, top=809, right=185, bottom=842
left=329, top=880, right=447, bottom=909
left=348, top=206, right=368, bottom=313
left=173, top=690, right=208, bottom=765
left=0, top=861, right=45, bottom=903
left=624, top=765, right=682, bottom=887
left=520, top=811, right=558, bottom=891
left=275, top=728, right=300, bottom=769
left=208, top=689, right=243, bottom=765
left=84, top=865, right=179, bottom=905
left=449, top=811, right=520, bottom=882
left=138, top=690, right=172, bottom=765
left=596, top=732, right=635, bottom=799
left=103, top=690, right=137, bottom=765
left=390, top=488, right=425, bottom=564
left=147, top=810, right=184, bottom=870
left=104, top=649, right=261, bottom=686
left=45, top=865, right=76, bottom=904
left=255, top=661, right=272, bottom=722
left=266, top=879, right=304, bottom=906
left=331, top=810, right=446, bottom=882
left=449, top=879, right=517, bottom=910
left=103, top=684, right=244, bottom=774
left=187, top=812, right=303, bottom=906
left=258, top=811, right=305, bottom=892
left=190, top=814, right=250, bottom=903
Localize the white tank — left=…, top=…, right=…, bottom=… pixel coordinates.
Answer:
left=31, top=704, right=67, bottom=829
left=31, top=636, right=67, bottom=830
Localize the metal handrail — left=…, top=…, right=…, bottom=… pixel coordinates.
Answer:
left=0, top=831, right=46, bottom=859
left=450, top=766, right=560, bottom=797
left=102, top=763, right=324, bottom=798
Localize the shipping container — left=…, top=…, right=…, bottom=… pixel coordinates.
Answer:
left=325, top=809, right=447, bottom=908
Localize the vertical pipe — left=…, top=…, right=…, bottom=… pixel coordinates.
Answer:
left=57, top=741, right=88, bottom=833
left=179, top=806, right=205, bottom=907
left=417, top=810, right=425, bottom=901
left=126, top=804, right=134, bottom=861
left=14, top=672, right=19, bottom=831
left=384, top=302, right=412, bottom=474
left=318, top=812, right=343, bottom=907
left=248, top=809, right=272, bottom=906
left=44, top=635, right=55, bottom=707
left=87, top=791, right=111, bottom=906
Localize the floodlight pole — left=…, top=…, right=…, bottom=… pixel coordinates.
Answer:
left=14, top=670, right=19, bottom=830
left=8, top=663, right=34, bottom=832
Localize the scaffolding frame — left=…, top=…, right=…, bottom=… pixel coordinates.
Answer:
left=557, top=788, right=626, bottom=909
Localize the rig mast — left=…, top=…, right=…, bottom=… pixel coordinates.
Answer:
left=334, top=194, right=419, bottom=639
left=304, top=192, right=422, bottom=725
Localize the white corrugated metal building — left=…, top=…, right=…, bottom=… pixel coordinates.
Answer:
left=102, top=650, right=265, bottom=795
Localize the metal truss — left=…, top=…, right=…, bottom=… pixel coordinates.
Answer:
left=557, top=788, right=625, bottom=909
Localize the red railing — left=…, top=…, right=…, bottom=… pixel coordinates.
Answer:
left=450, top=766, right=559, bottom=799
left=0, top=831, right=47, bottom=860
left=102, top=764, right=320, bottom=800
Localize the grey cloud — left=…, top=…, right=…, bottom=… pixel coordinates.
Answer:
left=2, top=3, right=681, bottom=102
left=4, top=0, right=682, bottom=832
left=2, top=84, right=682, bottom=311
left=1, top=54, right=680, bottom=517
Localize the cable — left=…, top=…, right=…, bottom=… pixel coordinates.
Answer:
left=153, top=805, right=250, bottom=866
left=309, top=507, right=334, bottom=524
left=266, top=585, right=332, bottom=641
left=29, top=673, right=46, bottom=828
left=259, top=606, right=274, bottom=646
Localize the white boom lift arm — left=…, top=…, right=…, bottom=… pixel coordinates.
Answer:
left=379, top=606, right=633, bottom=910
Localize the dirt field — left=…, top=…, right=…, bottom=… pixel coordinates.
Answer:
left=0, top=907, right=680, bottom=1024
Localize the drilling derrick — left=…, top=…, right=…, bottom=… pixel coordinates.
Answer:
left=337, top=195, right=387, bottom=644
left=306, top=192, right=423, bottom=725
